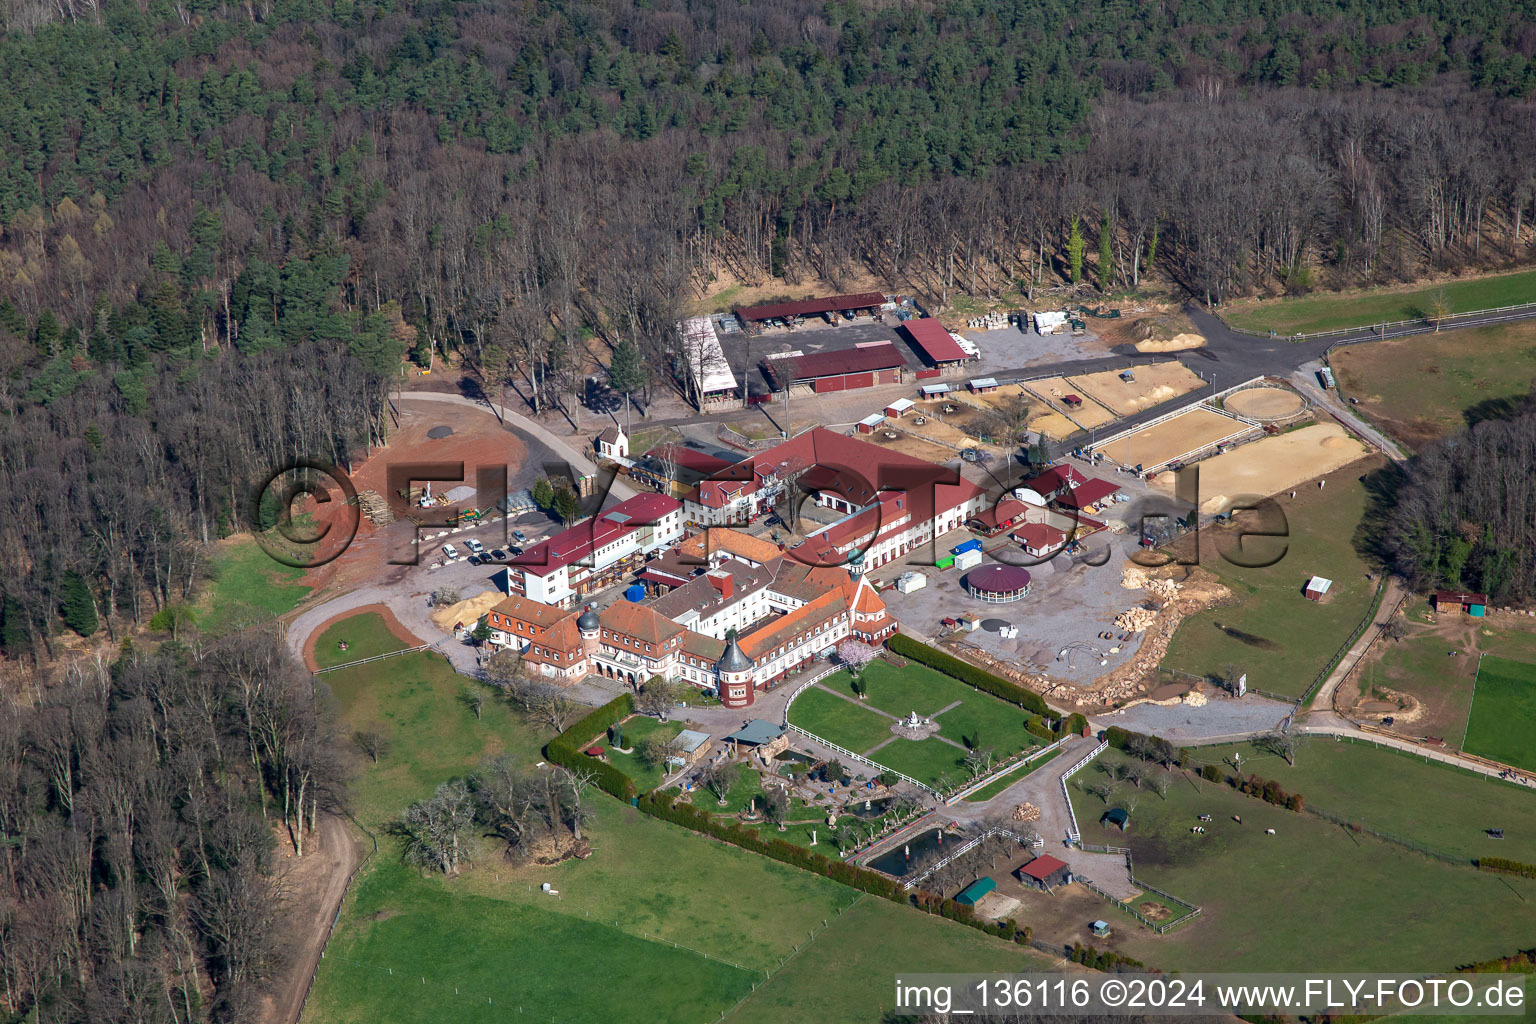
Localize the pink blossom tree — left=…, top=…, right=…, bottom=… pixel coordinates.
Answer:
left=838, top=641, right=879, bottom=697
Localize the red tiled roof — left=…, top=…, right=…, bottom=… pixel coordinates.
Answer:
left=489, top=594, right=571, bottom=629
left=1054, top=478, right=1121, bottom=509
left=1435, top=591, right=1488, bottom=605
left=970, top=498, right=1028, bottom=530
left=676, top=528, right=784, bottom=566
left=1022, top=465, right=1089, bottom=496
left=739, top=587, right=847, bottom=661
left=697, top=430, right=983, bottom=532
left=1014, top=522, right=1068, bottom=551
left=736, top=292, right=886, bottom=321
left=646, top=445, right=739, bottom=475
left=599, top=601, right=684, bottom=648
left=510, top=493, right=680, bottom=577
left=901, top=318, right=968, bottom=364
left=762, top=342, right=907, bottom=388
left=1018, top=854, right=1069, bottom=880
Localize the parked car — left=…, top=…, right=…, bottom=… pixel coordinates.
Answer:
left=464, top=538, right=486, bottom=555
left=441, top=544, right=459, bottom=560
left=489, top=549, right=509, bottom=562
left=466, top=554, right=482, bottom=566
left=512, top=530, right=527, bottom=542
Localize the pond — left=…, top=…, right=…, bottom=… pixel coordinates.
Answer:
left=843, top=796, right=893, bottom=819
left=867, top=827, right=955, bottom=877
left=775, top=750, right=816, bottom=764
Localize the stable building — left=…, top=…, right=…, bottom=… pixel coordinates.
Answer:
left=900, top=318, right=971, bottom=372
left=761, top=342, right=906, bottom=394
left=735, top=292, right=887, bottom=330
left=1434, top=591, right=1488, bottom=617
left=1015, top=854, right=1073, bottom=892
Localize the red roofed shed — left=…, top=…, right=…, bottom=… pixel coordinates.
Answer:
left=901, top=318, right=969, bottom=366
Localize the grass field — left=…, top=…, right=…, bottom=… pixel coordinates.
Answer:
left=1331, top=319, right=1536, bottom=448
left=1187, top=737, right=1536, bottom=865
left=308, top=612, right=1043, bottom=1024
left=788, top=686, right=898, bottom=755
left=725, top=897, right=1052, bottom=1024
left=1161, top=459, right=1382, bottom=697
left=791, top=662, right=1042, bottom=786
left=1072, top=749, right=1536, bottom=972
left=313, top=614, right=408, bottom=669
left=1355, top=631, right=1478, bottom=745
left=1223, top=269, right=1536, bottom=335
left=199, top=536, right=311, bottom=631
left=1464, top=656, right=1536, bottom=773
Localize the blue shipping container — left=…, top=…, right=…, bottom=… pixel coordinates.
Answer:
left=952, top=538, right=983, bottom=555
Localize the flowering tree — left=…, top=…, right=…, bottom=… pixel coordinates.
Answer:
left=837, top=641, right=879, bottom=690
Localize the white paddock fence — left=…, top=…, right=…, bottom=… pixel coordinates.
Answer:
left=1059, top=740, right=1109, bottom=844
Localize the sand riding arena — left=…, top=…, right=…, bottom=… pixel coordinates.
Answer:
left=1094, top=406, right=1256, bottom=473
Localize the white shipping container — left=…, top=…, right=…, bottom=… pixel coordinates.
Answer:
left=953, top=549, right=984, bottom=571
left=895, top=573, right=928, bottom=594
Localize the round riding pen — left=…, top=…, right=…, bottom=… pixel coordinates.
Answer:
left=1223, top=386, right=1306, bottom=422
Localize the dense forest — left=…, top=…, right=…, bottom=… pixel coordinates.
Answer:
left=4, top=0, right=1536, bottom=650
left=0, top=629, right=348, bottom=1023
left=1388, top=396, right=1536, bottom=604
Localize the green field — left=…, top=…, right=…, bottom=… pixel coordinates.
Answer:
left=314, top=613, right=408, bottom=669
left=1223, top=269, right=1536, bottom=335
left=1162, top=465, right=1381, bottom=697
left=788, top=686, right=898, bottom=755
left=726, top=897, right=1051, bottom=1024
left=791, top=662, right=1042, bottom=787
left=200, top=536, right=311, bottom=631
left=1187, top=737, right=1536, bottom=865
left=1072, top=749, right=1536, bottom=971
left=308, top=612, right=1046, bottom=1024
left=1465, top=656, right=1536, bottom=772
left=1331, top=319, right=1536, bottom=448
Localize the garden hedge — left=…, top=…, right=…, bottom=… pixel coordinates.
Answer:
left=545, top=694, right=638, bottom=800
left=887, top=633, right=1051, bottom=716
left=1476, top=857, right=1536, bottom=879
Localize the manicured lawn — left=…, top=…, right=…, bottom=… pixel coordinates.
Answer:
left=685, top=762, right=767, bottom=814
left=822, top=661, right=959, bottom=717
left=200, top=535, right=311, bottom=630
left=1071, top=749, right=1536, bottom=972
left=313, top=614, right=408, bottom=669
left=789, top=686, right=897, bottom=755
left=931, top=694, right=1040, bottom=753
left=727, top=896, right=1053, bottom=1024
left=1465, top=656, right=1536, bottom=773
left=1187, top=736, right=1536, bottom=865
left=1223, top=269, right=1536, bottom=335
left=962, top=747, right=1062, bottom=802
left=868, top=736, right=970, bottom=788
left=1162, top=461, right=1381, bottom=698
left=1331, top=319, right=1536, bottom=448
left=605, top=715, right=684, bottom=793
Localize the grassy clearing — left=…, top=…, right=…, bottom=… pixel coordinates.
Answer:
left=317, top=613, right=548, bottom=828
left=1356, top=631, right=1477, bottom=744
left=1072, top=749, right=1536, bottom=971
left=313, top=614, right=408, bottom=669
left=1464, top=655, right=1536, bottom=773
left=726, top=896, right=1053, bottom=1024
left=1162, top=462, right=1381, bottom=697
left=961, top=748, right=1062, bottom=803
left=199, top=536, right=310, bottom=631
left=1223, top=269, right=1536, bottom=335
left=868, top=736, right=970, bottom=788
left=1331, top=319, right=1536, bottom=448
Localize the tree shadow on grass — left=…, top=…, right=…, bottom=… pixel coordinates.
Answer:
left=1463, top=389, right=1536, bottom=431
left=1351, top=461, right=1408, bottom=570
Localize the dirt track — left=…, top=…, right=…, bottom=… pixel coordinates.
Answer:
left=1149, top=422, right=1368, bottom=512
left=261, top=813, right=364, bottom=1024
left=1096, top=407, right=1245, bottom=469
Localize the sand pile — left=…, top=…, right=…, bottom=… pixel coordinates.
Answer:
left=1013, top=802, right=1042, bottom=823
left=1135, top=333, right=1206, bottom=353
left=430, top=591, right=504, bottom=631
left=1182, top=689, right=1208, bottom=707
left=1115, top=607, right=1157, bottom=633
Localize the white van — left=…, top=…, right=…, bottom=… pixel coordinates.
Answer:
left=441, top=544, right=459, bottom=560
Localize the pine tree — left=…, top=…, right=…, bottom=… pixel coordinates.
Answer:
left=1066, top=217, right=1085, bottom=284
left=553, top=487, right=581, bottom=525
left=1098, top=211, right=1114, bottom=292
left=60, top=572, right=98, bottom=636
left=607, top=338, right=648, bottom=429
left=531, top=476, right=556, bottom=511
left=0, top=597, right=28, bottom=656
left=34, top=310, right=61, bottom=356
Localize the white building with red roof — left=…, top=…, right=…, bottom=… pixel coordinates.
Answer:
left=500, top=493, right=684, bottom=606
